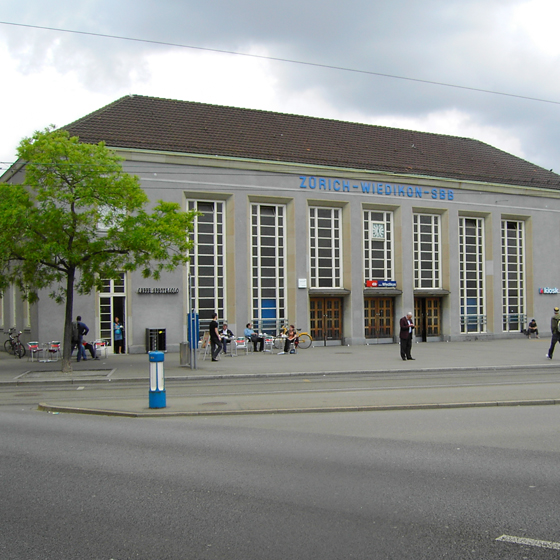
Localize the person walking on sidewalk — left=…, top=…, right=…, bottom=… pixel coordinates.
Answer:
left=546, top=307, right=560, bottom=359
left=209, top=313, right=221, bottom=361
left=399, top=312, right=416, bottom=361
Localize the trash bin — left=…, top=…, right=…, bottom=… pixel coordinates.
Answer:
left=146, top=328, right=166, bottom=352
left=179, top=342, right=189, bottom=366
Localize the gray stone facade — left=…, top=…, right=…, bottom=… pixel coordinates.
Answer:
left=4, top=149, right=560, bottom=352
left=3, top=96, right=560, bottom=352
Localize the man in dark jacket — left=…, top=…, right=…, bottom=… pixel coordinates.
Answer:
left=399, top=312, right=415, bottom=361
left=72, top=315, right=89, bottom=362
left=546, top=307, right=560, bottom=359
left=220, top=323, right=234, bottom=354
left=209, top=313, right=221, bottom=362
left=526, top=318, right=539, bottom=338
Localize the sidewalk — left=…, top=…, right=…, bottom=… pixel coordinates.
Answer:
left=2, top=336, right=559, bottom=416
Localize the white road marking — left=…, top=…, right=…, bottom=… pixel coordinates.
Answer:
left=496, top=534, right=560, bottom=550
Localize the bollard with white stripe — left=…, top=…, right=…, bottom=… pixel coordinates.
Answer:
left=148, top=351, right=166, bottom=408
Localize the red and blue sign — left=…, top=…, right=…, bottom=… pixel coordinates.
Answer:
left=366, top=280, right=397, bottom=288
left=539, top=287, right=559, bottom=294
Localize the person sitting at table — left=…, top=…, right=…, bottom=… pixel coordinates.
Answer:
left=279, top=325, right=298, bottom=354
left=71, top=340, right=100, bottom=360
left=220, top=323, right=234, bottom=353
left=244, top=322, right=264, bottom=352
left=84, top=340, right=100, bottom=360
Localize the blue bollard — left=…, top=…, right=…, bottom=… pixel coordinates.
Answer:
left=148, top=351, right=166, bottom=409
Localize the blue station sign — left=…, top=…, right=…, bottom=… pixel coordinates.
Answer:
left=299, top=175, right=454, bottom=200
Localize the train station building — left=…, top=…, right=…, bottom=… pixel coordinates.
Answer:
left=3, top=94, right=560, bottom=352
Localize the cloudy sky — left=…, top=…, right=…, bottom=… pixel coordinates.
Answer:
left=2, top=0, right=560, bottom=174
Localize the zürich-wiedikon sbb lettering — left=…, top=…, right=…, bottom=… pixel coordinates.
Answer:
left=299, top=176, right=454, bottom=200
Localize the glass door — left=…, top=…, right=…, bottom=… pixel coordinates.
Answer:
left=99, top=274, right=126, bottom=353
left=414, top=297, right=441, bottom=341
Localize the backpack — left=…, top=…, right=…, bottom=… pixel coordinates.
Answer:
left=71, top=321, right=79, bottom=343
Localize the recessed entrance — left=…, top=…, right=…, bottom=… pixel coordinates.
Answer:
left=364, top=297, right=394, bottom=340
left=99, top=274, right=127, bottom=353
left=310, top=297, right=343, bottom=345
left=414, top=297, right=441, bottom=342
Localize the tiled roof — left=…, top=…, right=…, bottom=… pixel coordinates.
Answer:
left=63, top=95, right=560, bottom=189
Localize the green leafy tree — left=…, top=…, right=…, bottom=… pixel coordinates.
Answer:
left=0, top=127, right=197, bottom=372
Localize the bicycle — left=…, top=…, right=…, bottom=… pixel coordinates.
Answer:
left=4, top=328, right=26, bottom=359
left=273, top=325, right=313, bottom=350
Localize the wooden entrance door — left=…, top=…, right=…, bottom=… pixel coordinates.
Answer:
left=414, top=297, right=441, bottom=341
left=364, top=297, right=394, bottom=339
left=310, top=297, right=343, bottom=344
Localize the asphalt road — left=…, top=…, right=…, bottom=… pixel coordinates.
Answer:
left=3, top=402, right=560, bottom=559
left=5, top=366, right=560, bottom=415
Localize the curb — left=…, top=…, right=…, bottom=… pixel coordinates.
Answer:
left=5, top=362, right=560, bottom=386
left=37, top=398, right=560, bottom=418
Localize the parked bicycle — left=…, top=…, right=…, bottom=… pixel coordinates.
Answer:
left=4, top=328, right=26, bottom=358
left=273, top=325, right=313, bottom=350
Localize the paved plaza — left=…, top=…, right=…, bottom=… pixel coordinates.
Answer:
left=2, top=336, right=558, bottom=416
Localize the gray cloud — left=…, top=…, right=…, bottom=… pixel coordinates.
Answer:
left=3, top=0, right=560, bottom=170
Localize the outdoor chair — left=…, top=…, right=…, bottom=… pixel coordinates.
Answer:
left=27, top=341, right=42, bottom=362
left=94, top=340, right=108, bottom=359
left=288, top=339, right=298, bottom=354
left=199, top=332, right=211, bottom=361
left=47, top=341, right=61, bottom=361
left=223, top=338, right=237, bottom=357
left=263, top=336, right=274, bottom=354
left=235, top=337, right=251, bottom=355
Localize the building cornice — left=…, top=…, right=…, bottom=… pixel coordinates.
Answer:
left=113, top=147, right=560, bottom=200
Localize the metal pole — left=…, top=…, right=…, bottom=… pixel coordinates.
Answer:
left=190, top=274, right=197, bottom=370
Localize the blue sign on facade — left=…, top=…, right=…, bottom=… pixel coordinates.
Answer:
left=299, top=175, right=454, bottom=200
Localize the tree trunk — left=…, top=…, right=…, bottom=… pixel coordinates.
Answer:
left=61, top=268, right=75, bottom=373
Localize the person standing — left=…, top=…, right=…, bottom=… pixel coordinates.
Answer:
left=546, top=307, right=560, bottom=359
left=72, top=315, right=89, bottom=362
left=209, top=313, right=221, bottom=361
left=113, top=317, right=125, bottom=354
left=399, top=312, right=415, bottom=361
